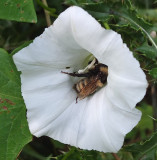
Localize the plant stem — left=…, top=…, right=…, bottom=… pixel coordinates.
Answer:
left=36, top=0, right=57, bottom=18
left=36, top=0, right=56, bottom=12
left=42, top=0, right=51, bottom=27
left=111, top=153, right=121, bottom=160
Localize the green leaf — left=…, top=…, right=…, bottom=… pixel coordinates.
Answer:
left=0, top=0, right=37, bottom=23
left=138, top=9, right=157, bottom=22
left=136, top=43, right=157, bottom=60
left=0, top=48, right=32, bottom=160
left=84, top=0, right=157, bottom=50
left=149, top=68, right=157, bottom=79
left=123, top=132, right=157, bottom=160
left=21, top=145, right=52, bottom=160
left=56, top=147, right=133, bottom=160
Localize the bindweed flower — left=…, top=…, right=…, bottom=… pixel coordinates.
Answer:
left=13, top=6, right=148, bottom=153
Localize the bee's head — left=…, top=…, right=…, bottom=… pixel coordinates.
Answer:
left=95, top=63, right=108, bottom=74
left=97, top=64, right=108, bottom=84
left=88, top=62, right=108, bottom=81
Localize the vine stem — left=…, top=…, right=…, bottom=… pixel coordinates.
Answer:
left=111, top=153, right=121, bottom=160
left=42, top=0, right=51, bottom=27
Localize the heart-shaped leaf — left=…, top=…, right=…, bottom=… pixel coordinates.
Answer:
left=0, top=48, right=32, bottom=160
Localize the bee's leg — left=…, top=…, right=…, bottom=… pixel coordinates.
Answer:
left=76, top=97, right=78, bottom=104
left=61, top=71, right=91, bottom=77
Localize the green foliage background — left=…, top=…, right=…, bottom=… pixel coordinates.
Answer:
left=0, top=0, right=157, bottom=160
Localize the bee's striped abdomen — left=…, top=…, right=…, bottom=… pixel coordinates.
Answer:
left=74, top=78, right=89, bottom=93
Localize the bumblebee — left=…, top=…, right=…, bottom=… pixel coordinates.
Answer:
left=61, top=62, right=108, bottom=103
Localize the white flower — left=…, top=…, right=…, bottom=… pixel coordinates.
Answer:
left=13, top=6, right=148, bottom=153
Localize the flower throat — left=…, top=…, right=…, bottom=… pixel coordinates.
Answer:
left=61, top=59, right=108, bottom=103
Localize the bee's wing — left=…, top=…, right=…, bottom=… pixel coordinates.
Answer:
left=78, top=77, right=99, bottom=99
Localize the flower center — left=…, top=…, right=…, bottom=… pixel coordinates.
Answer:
left=61, top=58, right=108, bottom=103
left=78, top=58, right=97, bottom=74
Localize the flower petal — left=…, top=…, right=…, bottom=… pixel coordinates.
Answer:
left=106, top=70, right=147, bottom=110
left=26, top=82, right=141, bottom=152
left=22, top=70, right=76, bottom=134
left=76, top=88, right=141, bottom=152
left=13, top=6, right=147, bottom=153
left=13, top=9, right=91, bottom=72
left=62, top=6, right=148, bottom=109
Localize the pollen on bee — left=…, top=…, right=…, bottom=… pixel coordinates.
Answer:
left=76, top=83, right=81, bottom=92
left=97, top=80, right=104, bottom=87
left=100, top=66, right=108, bottom=74
left=79, top=82, right=84, bottom=91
